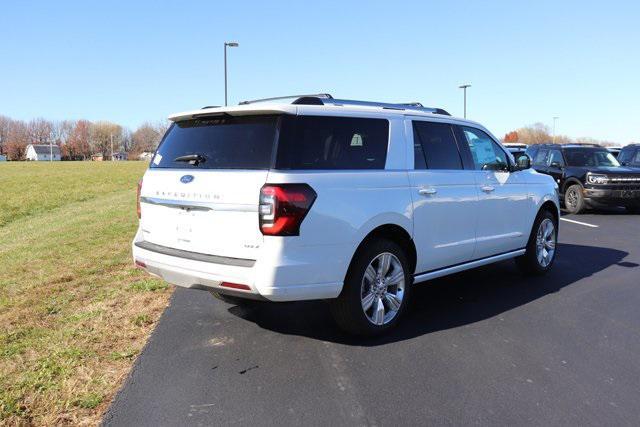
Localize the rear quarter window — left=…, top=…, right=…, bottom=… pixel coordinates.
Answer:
left=275, top=116, right=389, bottom=170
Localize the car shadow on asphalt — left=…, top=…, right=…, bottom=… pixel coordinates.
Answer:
left=228, top=243, right=630, bottom=346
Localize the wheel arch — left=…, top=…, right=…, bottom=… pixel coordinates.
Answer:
left=350, top=224, right=417, bottom=276
left=539, top=200, right=559, bottom=226
left=561, top=177, right=583, bottom=194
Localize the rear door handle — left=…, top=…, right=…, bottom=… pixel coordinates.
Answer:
left=418, top=187, right=437, bottom=196
left=481, top=185, right=495, bottom=193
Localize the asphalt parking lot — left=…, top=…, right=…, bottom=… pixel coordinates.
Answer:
left=104, top=210, right=640, bottom=426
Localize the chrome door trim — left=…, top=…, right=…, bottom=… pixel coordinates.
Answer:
left=140, top=196, right=257, bottom=212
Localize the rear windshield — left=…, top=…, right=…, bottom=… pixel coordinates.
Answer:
left=151, top=116, right=278, bottom=169
left=564, top=148, right=620, bottom=167
left=152, top=114, right=389, bottom=170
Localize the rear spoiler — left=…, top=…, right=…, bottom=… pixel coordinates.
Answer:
left=168, top=104, right=297, bottom=122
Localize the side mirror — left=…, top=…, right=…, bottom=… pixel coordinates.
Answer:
left=550, top=161, right=563, bottom=169
left=516, top=154, right=531, bottom=170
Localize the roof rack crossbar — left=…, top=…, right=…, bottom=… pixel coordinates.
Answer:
left=239, top=93, right=333, bottom=105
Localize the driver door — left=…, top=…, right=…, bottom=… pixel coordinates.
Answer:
left=456, top=126, right=531, bottom=259
left=546, top=148, right=565, bottom=186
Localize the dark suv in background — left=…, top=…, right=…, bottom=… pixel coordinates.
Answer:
left=526, top=144, right=640, bottom=214
left=618, top=144, right=640, bottom=168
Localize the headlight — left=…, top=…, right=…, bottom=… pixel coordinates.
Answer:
left=587, top=173, right=608, bottom=184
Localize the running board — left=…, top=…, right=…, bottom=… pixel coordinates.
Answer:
left=413, top=249, right=526, bottom=284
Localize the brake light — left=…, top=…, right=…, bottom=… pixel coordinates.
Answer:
left=136, top=179, right=142, bottom=219
left=259, top=184, right=316, bottom=236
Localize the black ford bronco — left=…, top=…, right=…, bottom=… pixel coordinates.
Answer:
left=525, top=144, right=640, bottom=214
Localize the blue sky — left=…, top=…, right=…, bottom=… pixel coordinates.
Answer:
left=1, top=0, right=639, bottom=143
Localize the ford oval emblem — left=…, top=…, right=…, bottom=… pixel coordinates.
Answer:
left=180, top=175, right=194, bottom=184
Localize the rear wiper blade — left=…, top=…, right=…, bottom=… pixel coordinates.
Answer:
left=174, top=154, right=207, bottom=166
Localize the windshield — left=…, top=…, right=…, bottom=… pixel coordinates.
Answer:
left=564, top=149, right=620, bottom=167
left=151, top=116, right=278, bottom=169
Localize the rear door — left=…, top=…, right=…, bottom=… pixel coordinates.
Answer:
left=408, top=120, right=478, bottom=273
left=139, top=115, right=279, bottom=260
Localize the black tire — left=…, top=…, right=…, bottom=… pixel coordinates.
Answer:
left=209, top=291, right=258, bottom=306
left=329, top=238, right=412, bottom=336
left=625, top=205, right=640, bottom=214
left=516, top=210, right=558, bottom=276
left=564, top=184, right=585, bottom=214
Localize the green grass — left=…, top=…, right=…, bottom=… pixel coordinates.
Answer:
left=0, top=162, right=171, bottom=425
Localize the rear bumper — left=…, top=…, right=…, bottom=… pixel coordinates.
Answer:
left=583, top=187, right=640, bottom=206
left=131, top=229, right=346, bottom=302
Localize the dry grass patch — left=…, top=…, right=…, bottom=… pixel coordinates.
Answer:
left=0, top=162, right=171, bottom=425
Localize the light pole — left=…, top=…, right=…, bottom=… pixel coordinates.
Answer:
left=459, top=84, right=471, bottom=118
left=224, top=42, right=239, bottom=106
left=552, top=117, right=559, bottom=144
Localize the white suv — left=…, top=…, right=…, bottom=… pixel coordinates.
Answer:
left=132, top=94, right=560, bottom=335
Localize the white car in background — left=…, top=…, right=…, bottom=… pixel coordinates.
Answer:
left=133, top=94, right=559, bottom=335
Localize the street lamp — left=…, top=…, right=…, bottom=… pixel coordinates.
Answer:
left=458, top=84, right=471, bottom=118
left=224, top=42, right=239, bottom=106
left=552, top=117, right=559, bottom=143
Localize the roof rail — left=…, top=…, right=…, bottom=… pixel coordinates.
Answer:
left=239, top=93, right=333, bottom=105
left=310, top=97, right=451, bottom=116
left=237, top=94, right=451, bottom=116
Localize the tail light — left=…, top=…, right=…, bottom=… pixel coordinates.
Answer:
left=136, top=180, right=143, bottom=219
left=259, top=184, right=316, bottom=236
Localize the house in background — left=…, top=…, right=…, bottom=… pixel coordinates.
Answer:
left=25, top=144, right=61, bottom=161
left=112, top=152, right=128, bottom=161
left=91, top=153, right=104, bottom=161
left=139, top=152, right=154, bottom=161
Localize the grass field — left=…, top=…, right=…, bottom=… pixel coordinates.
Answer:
left=0, top=162, right=171, bottom=425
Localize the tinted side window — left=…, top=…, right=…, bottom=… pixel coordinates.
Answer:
left=534, top=149, right=549, bottom=166
left=526, top=146, right=539, bottom=161
left=548, top=149, right=564, bottom=167
left=618, top=148, right=632, bottom=163
left=413, top=127, right=427, bottom=169
left=276, top=116, right=389, bottom=170
left=413, top=121, right=462, bottom=170
left=460, top=127, right=509, bottom=171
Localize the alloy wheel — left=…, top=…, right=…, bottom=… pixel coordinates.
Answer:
left=566, top=188, right=578, bottom=209
left=360, top=252, right=405, bottom=325
left=535, top=218, right=556, bottom=267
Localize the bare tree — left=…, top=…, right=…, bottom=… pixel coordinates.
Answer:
left=90, top=121, right=123, bottom=159
left=52, top=120, right=75, bottom=145
left=120, top=128, right=133, bottom=152
left=0, top=115, right=12, bottom=155
left=27, top=118, right=54, bottom=144
left=63, top=120, right=92, bottom=160
left=6, top=120, right=29, bottom=160
left=130, top=121, right=168, bottom=156
left=503, top=123, right=573, bottom=146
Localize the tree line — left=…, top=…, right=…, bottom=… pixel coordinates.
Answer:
left=502, top=122, right=622, bottom=147
left=0, top=115, right=169, bottom=160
